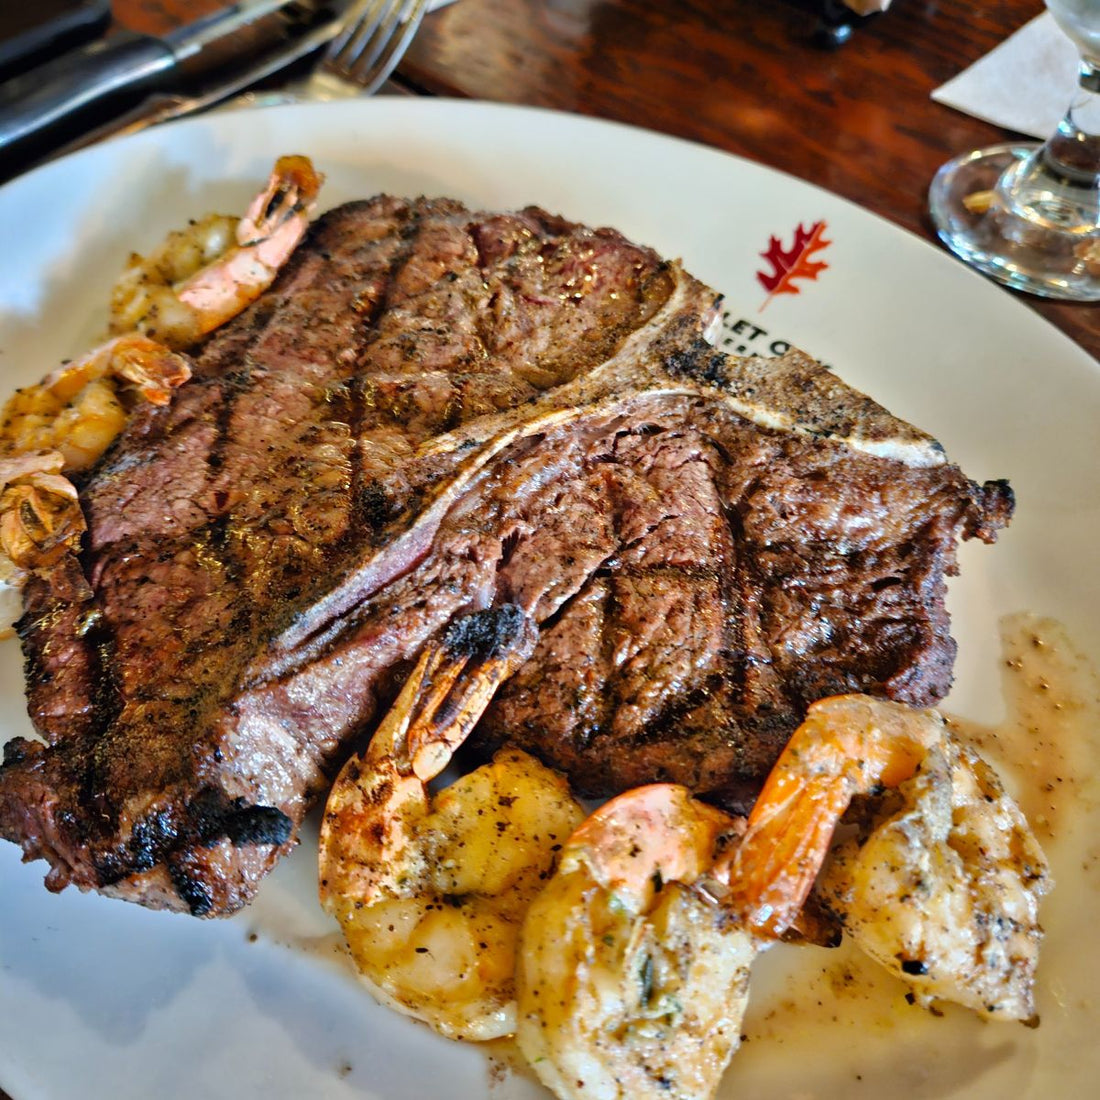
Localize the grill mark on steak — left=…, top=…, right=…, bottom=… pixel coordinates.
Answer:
left=14, top=588, right=126, bottom=836
left=618, top=671, right=726, bottom=751
left=726, top=479, right=790, bottom=721
left=719, top=496, right=752, bottom=707
left=0, top=198, right=1014, bottom=915
left=78, top=608, right=129, bottom=833
left=206, top=368, right=251, bottom=474
left=593, top=571, right=621, bottom=754
left=203, top=514, right=242, bottom=581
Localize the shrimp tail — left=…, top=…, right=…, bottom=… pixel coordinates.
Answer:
left=724, top=764, right=860, bottom=935
left=177, top=155, right=324, bottom=337
left=723, top=695, right=935, bottom=937
left=406, top=604, right=537, bottom=780
left=322, top=605, right=537, bottom=909
left=100, top=334, right=192, bottom=405
left=239, top=154, right=325, bottom=245
left=0, top=451, right=89, bottom=600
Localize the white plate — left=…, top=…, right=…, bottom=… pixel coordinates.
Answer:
left=1, top=99, right=1098, bottom=1100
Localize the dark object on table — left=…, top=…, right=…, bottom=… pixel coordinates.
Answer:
left=0, top=0, right=110, bottom=83
left=0, top=198, right=1012, bottom=917
left=814, top=0, right=883, bottom=48
left=0, top=0, right=330, bottom=169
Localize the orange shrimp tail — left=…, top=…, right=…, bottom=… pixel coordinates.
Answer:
left=722, top=694, right=934, bottom=937
left=269, top=155, right=324, bottom=206
left=404, top=646, right=470, bottom=776
left=405, top=606, right=537, bottom=780
left=239, top=154, right=324, bottom=245
left=180, top=155, right=325, bottom=339
left=724, top=771, right=855, bottom=936
left=108, top=335, right=192, bottom=405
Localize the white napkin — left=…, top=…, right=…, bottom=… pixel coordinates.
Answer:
left=931, top=13, right=1078, bottom=140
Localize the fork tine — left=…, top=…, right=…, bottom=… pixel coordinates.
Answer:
left=332, top=0, right=398, bottom=62
left=342, top=0, right=428, bottom=93
left=325, top=0, right=393, bottom=65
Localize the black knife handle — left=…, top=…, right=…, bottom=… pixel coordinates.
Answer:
left=0, top=31, right=175, bottom=162
left=0, top=0, right=113, bottom=83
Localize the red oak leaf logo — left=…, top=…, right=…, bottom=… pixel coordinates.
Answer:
left=756, top=221, right=831, bottom=310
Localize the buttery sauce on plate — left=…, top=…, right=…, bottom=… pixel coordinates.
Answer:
left=947, top=613, right=1098, bottom=843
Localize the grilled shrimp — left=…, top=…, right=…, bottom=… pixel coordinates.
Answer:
left=109, top=154, right=323, bottom=348
left=0, top=451, right=90, bottom=630
left=517, top=693, right=1051, bottom=1100
left=0, top=156, right=324, bottom=609
left=728, top=694, right=1051, bottom=1019
left=810, top=699, right=1052, bottom=1019
left=0, top=156, right=323, bottom=480
left=516, top=784, right=757, bottom=1100
left=0, top=335, right=184, bottom=630
left=0, top=334, right=191, bottom=472
left=318, top=606, right=586, bottom=1042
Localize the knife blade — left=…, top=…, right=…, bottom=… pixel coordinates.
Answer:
left=39, top=12, right=356, bottom=165
left=0, top=0, right=327, bottom=161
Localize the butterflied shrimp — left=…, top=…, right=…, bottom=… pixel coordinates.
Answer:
left=516, top=784, right=756, bottom=1100
left=0, top=334, right=191, bottom=472
left=109, top=155, right=324, bottom=348
left=0, top=451, right=85, bottom=571
left=0, top=451, right=90, bottom=631
left=319, top=605, right=586, bottom=1042
left=727, top=694, right=1051, bottom=1020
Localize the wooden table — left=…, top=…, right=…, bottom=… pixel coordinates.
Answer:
left=112, top=0, right=1099, bottom=356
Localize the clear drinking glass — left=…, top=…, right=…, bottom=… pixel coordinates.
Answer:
left=929, top=0, right=1100, bottom=301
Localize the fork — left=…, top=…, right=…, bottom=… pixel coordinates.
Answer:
left=299, top=0, right=430, bottom=100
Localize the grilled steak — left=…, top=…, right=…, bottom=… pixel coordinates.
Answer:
left=0, top=196, right=1012, bottom=915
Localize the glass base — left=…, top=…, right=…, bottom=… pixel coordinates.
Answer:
left=929, top=142, right=1100, bottom=302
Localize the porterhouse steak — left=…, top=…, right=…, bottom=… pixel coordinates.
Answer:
left=0, top=196, right=1012, bottom=915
